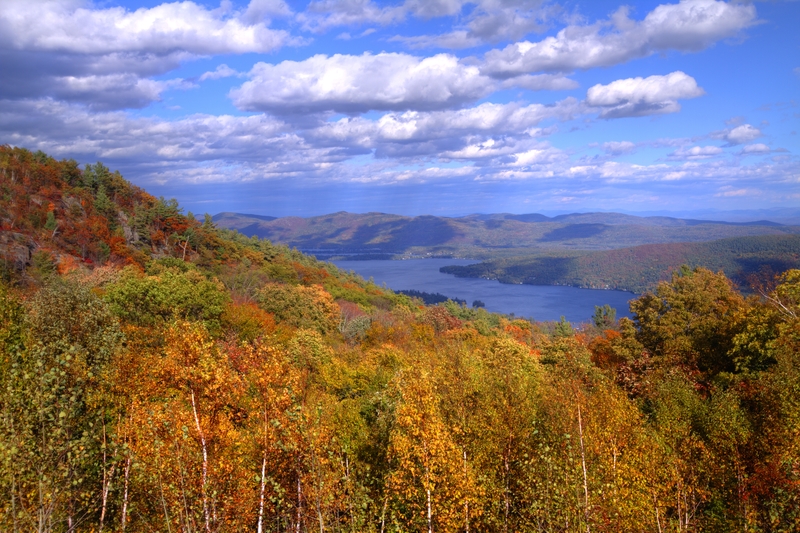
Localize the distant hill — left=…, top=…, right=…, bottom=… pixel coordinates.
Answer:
left=440, top=234, right=800, bottom=294
left=214, top=211, right=799, bottom=258
left=214, top=212, right=277, bottom=223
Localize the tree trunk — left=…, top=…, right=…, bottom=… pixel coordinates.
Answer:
left=577, top=406, right=590, bottom=533
left=295, top=475, right=303, bottom=533
left=99, top=419, right=116, bottom=533
left=463, top=450, right=470, bottom=533
left=258, top=455, right=267, bottom=533
left=191, top=388, right=212, bottom=533
left=121, top=455, right=132, bottom=532
left=155, top=452, right=172, bottom=533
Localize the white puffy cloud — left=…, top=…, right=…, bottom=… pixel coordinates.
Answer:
left=4, top=97, right=799, bottom=205
left=0, top=0, right=293, bottom=109
left=740, top=143, right=771, bottom=155
left=501, top=74, right=579, bottom=91
left=602, top=141, right=637, bottom=155
left=241, top=0, right=293, bottom=24
left=715, top=188, right=752, bottom=197
left=305, top=0, right=546, bottom=47
left=395, top=0, right=548, bottom=49
left=562, top=156, right=799, bottom=187
left=667, top=145, right=723, bottom=160
left=297, top=0, right=405, bottom=32
left=310, top=99, right=582, bottom=145
left=303, top=98, right=583, bottom=162
left=481, top=0, right=756, bottom=77
left=0, top=0, right=290, bottom=56
left=0, top=98, right=296, bottom=165
left=642, top=0, right=758, bottom=52
left=724, top=124, right=762, bottom=145
left=510, top=144, right=568, bottom=167
left=230, top=52, right=495, bottom=114
left=586, top=71, right=705, bottom=119
left=404, top=0, right=465, bottom=19
left=393, top=31, right=483, bottom=50
left=466, top=0, right=547, bottom=41
left=587, top=72, right=699, bottom=111
left=0, top=97, right=583, bottom=183
left=55, top=74, right=197, bottom=110
left=199, top=64, right=244, bottom=81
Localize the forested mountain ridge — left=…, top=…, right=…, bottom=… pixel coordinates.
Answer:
left=214, top=210, right=799, bottom=258
left=2, top=146, right=800, bottom=532
left=441, top=234, right=800, bottom=294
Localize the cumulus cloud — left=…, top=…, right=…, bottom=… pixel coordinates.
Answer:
left=0, top=96, right=585, bottom=184
left=0, top=98, right=292, bottom=163
left=0, top=98, right=365, bottom=184
left=404, top=0, right=465, bottom=19
left=715, top=188, right=752, bottom=197
left=309, top=0, right=547, bottom=47
left=667, top=145, right=723, bottom=160
left=309, top=99, right=583, bottom=147
left=241, top=0, right=293, bottom=24
left=739, top=143, right=771, bottom=155
left=481, top=0, right=756, bottom=77
left=230, top=52, right=495, bottom=114
left=199, top=64, right=243, bottom=81
left=723, top=124, right=762, bottom=145
left=4, top=97, right=798, bottom=204
left=502, top=74, right=579, bottom=91
left=398, top=0, right=548, bottom=49
left=303, top=98, right=584, bottom=162
left=56, top=74, right=197, bottom=110
left=562, top=156, right=799, bottom=187
left=0, top=0, right=290, bottom=56
left=0, top=0, right=293, bottom=109
left=602, top=141, right=636, bottom=155
left=297, top=0, right=405, bottom=33
left=586, top=71, right=705, bottom=119
left=393, top=31, right=483, bottom=50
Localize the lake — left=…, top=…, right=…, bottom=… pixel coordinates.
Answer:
left=331, top=259, right=636, bottom=323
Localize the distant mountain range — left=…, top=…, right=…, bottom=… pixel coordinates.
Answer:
left=213, top=210, right=800, bottom=292
left=213, top=211, right=799, bottom=258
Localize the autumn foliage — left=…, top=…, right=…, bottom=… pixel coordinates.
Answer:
left=2, top=146, right=800, bottom=532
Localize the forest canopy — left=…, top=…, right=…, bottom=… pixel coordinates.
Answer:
left=1, top=146, right=800, bottom=532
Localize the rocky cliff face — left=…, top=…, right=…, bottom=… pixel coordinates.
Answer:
left=0, top=231, right=35, bottom=270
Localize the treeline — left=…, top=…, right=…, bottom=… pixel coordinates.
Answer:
left=397, top=289, right=466, bottom=306
left=441, top=234, right=800, bottom=293
left=1, top=147, right=800, bottom=532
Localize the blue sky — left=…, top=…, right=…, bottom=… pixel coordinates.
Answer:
left=1, top=0, right=798, bottom=217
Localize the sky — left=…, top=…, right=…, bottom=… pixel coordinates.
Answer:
left=1, top=0, right=798, bottom=218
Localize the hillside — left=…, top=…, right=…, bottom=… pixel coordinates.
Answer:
left=2, top=146, right=800, bottom=532
left=440, top=234, right=800, bottom=293
left=214, top=210, right=799, bottom=258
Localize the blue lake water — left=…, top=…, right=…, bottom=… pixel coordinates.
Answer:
left=332, top=259, right=636, bottom=323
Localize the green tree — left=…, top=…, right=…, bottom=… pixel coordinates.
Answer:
left=104, top=266, right=230, bottom=334
left=553, top=316, right=573, bottom=338
left=630, top=267, right=745, bottom=378
left=592, top=304, right=617, bottom=329
left=44, top=210, right=57, bottom=233
left=1, top=280, right=121, bottom=532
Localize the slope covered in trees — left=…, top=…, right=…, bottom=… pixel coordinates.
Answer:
left=441, top=234, right=800, bottom=293
left=2, top=146, right=800, bottom=532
